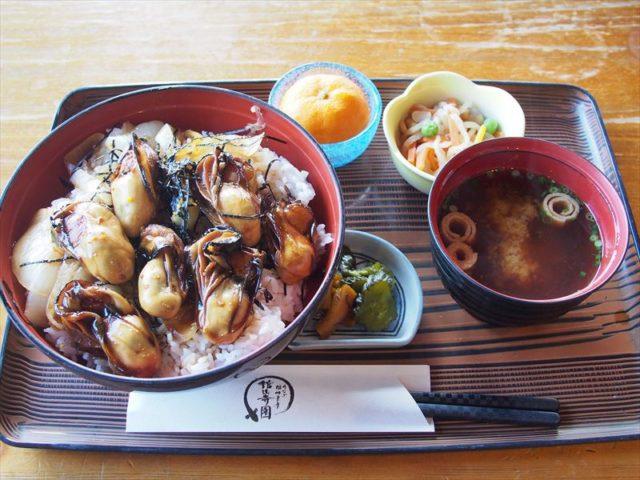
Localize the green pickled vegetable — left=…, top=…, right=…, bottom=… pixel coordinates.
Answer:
left=354, top=273, right=397, bottom=332
left=341, top=262, right=387, bottom=293
left=339, top=247, right=356, bottom=272
left=342, top=261, right=385, bottom=280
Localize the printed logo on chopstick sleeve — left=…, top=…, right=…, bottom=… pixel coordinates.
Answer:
left=244, top=376, right=294, bottom=422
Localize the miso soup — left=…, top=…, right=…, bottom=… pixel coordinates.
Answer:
left=438, top=169, right=602, bottom=300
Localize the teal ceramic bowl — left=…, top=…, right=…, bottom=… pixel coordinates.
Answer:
left=269, top=62, right=382, bottom=168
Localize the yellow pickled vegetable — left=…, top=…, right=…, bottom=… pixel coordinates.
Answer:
left=315, top=283, right=357, bottom=339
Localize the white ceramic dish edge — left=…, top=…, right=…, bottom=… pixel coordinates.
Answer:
left=382, top=71, right=526, bottom=193
left=288, top=229, right=423, bottom=350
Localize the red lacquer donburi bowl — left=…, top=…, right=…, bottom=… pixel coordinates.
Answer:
left=0, top=85, right=344, bottom=391
left=427, top=137, right=629, bottom=324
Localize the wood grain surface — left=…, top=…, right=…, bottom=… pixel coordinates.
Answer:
left=0, top=0, right=638, bottom=478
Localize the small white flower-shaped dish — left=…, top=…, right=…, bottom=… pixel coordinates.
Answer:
left=289, top=229, right=423, bottom=350
left=382, top=71, right=525, bottom=194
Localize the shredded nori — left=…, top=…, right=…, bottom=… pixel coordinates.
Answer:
left=157, top=150, right=198, bottom=242
left=19, top=257, right=69, bottom=268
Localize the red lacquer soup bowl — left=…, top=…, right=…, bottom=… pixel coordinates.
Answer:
left=0, top=85, right=344, bottom=391
left=427, top=137, right=629, bottom=325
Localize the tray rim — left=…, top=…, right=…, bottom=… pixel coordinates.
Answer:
left=1, top=425, right=638, bottom=455
left=1, top=78, right=638, bottom=454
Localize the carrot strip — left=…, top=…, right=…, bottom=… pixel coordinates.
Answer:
left=407, top=146, right=417, bottom=165
left=416, top=147, right=428, bottom=171
left=427, top=148, right=438, bottom=172
left=409, top=104, right=429, bottom=113
left=402, top=133, right=422, bottom=151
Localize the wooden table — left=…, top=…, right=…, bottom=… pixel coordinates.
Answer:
left=1, top=1, right=638, bottom=478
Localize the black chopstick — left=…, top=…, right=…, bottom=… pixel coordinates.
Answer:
left=411, top=392, right=559, bottom=412
left=412, top=392, right=560, bottom=427
left=417, top=403, right=560, bottom=426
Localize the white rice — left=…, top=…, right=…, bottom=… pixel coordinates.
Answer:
left=158, top=326, right=218, bottom=377
left=44, top=327, right=110, bottom=372
left=251, top=148, right=316, bottom=206
left=314, top=223, right=333, bottom=255
left=45, top=326, right=78, bottom=360
left=257, top=269, right=304, bottom=323
left=82, top=352, right=111, bottom=372
left=214, top=305, right=286, bottom=368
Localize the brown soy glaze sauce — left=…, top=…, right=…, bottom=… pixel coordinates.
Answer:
left=439, top=169, right=602, bottom=300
